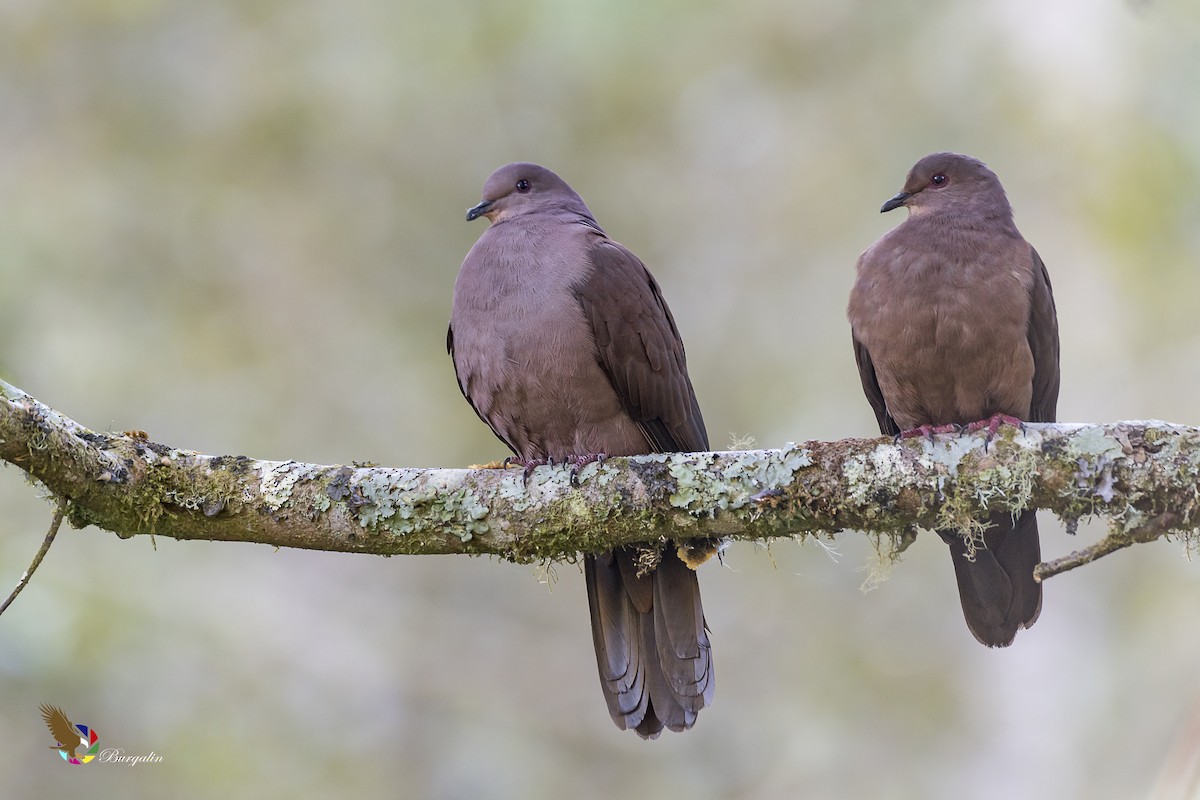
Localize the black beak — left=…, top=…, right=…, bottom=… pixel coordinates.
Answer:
left=466, top=200, right=494, bottom=221
left=880, top=191, right=910, bottom=214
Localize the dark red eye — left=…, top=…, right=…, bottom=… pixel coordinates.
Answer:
left=931, top=174, right=947, bottom=187
left=515, top=179, right=531, bottom=193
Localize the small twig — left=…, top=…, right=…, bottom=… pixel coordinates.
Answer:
left=1034, top=535, right=1134, bottom=582
left=1036, top=511, right=1183, bottom=582
left=0, top=498, right=67, bottom=617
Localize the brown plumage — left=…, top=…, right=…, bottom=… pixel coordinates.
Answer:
left=40, top=703, right=82, bottom=758
left=449, top=163, right=713, bottom=737
left=848, top=152, right=1060, bottom=646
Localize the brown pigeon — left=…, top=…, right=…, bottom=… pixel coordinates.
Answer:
left=449, top=163, right=714, bottom=736
left=848, top=152, right=1060, bottom=646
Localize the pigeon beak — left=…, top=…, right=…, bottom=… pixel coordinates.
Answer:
left=466, top=200, right=494, bottom=221
left=880, top=191, right=911, bottom=214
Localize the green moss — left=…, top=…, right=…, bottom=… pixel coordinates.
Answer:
left=67, top=502, right=108, bottom=533
left=125, top=453, right=248, bottom=531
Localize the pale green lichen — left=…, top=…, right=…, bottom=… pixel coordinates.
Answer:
left=1121, top=505, right=1146, bottom=533
left=667, top=452, right=718, bottom=511
left=919, top=434, right=979, bottom=476
left=353, top=468, right=491, bottom=542
left=260, top=461, right=321, bottom=511
left=355, top=468, right=421, bottom=529
left=669, top=447, right=812, bottom=514
left=579, top=460, right=608, bottom=485
left=1067, top=426, right=1125, bottom=460
left=497, top=472, right=533, bottom=509
left=843, top=443, right=910, bottom=513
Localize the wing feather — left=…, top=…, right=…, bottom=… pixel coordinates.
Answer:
left=1026, top=247, right=1060, bottom=423
left=852, top=333, right=900, bottom=436
left=447, top=323, right=521, bottom=455
left=572, top=240, right=708, bottom=454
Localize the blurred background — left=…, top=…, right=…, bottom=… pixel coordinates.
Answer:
left=2, top=0, right=1200, bottom=797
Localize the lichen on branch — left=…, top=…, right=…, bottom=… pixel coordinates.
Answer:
left=1, top=378, right=1198, bottom=577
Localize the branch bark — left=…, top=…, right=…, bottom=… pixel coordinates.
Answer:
left=2, top=378, right=1198, bottom=576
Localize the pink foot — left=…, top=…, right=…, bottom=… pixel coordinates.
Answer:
left=964, top=413, right=1025, bottom=438
left=898, top=422, right=963, bottom=441
left=510, top=453, right=607, bottom=486
left=506, top=456, right=552, bottom=485
left=566, top=452, right=607, bottom=486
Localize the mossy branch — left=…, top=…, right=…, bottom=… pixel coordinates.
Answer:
left=2, top=378, right=1198, bottom=575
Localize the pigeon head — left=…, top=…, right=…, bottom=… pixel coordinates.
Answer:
left=466, top=162, right=588, bottom=223
left=880, top=152, right=1012, bottom=221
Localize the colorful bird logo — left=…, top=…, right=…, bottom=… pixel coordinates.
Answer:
left=39, top=704, right=100, bottom=765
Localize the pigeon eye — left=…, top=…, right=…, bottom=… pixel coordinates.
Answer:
left=515, top=179, right=531, bottom=193
left=931, top=174, right=947, bottom=187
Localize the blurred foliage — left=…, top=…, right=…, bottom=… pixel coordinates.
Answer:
left=3, top=0, right=1200, bottom=798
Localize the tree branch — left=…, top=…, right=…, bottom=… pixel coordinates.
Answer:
left=2, top=378, right=1198, bottom=575
left=0, top=497, right=65, bottom=616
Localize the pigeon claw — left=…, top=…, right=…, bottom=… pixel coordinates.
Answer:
left=518, top=457, right=551, bottom=486
left=567, top=452, right=607, bottom=486
left=512, top=453, right=607, bottom=486
left=897, top=422, right=962, bottom=442
left=964, top=413, right=1026, bottom=449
